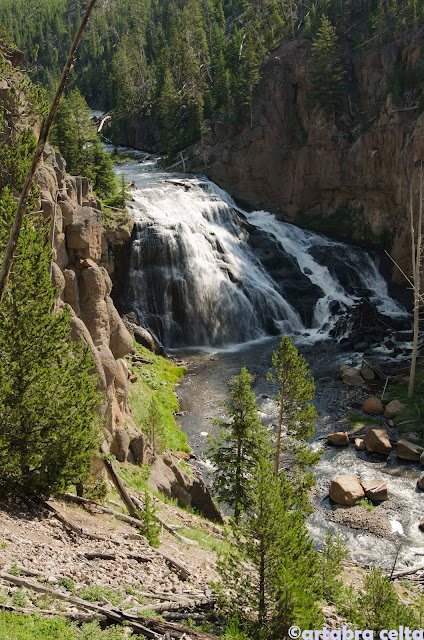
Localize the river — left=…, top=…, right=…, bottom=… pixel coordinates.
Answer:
left=112, top=150, right=423, bottom=570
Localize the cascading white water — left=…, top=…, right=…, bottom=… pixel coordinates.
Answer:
left=117, top=158, right=406, bottom=348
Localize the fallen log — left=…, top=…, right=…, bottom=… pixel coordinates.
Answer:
left=0, top=603, right=106, bottom=623
left=139, top=595, right=215, bottom=614
left=99, top=446, right=139, bottom=519
left=0, top=571, right=219, bottom=639
left=388, top=564, right=424, bottom=580
left=64, top=493, right=191, bottom=579
left=0, top=571, right=161, bottom=639
left=129, top=496, right=198, bottom=546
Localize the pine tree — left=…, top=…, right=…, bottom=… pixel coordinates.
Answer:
left=207, top=367, right=270, bottom=522
left=308, top=14, right=345, bottom=112
left=217, top=456, right=322, bottom=639
left=138, top=491, right=161, bottom=548
left=267, top=336, right=318, bottom=476
left=0, top=200, right=102, bottom=498
left=144, top=397, right=165, bottom=454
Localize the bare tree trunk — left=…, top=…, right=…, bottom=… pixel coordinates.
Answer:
left=0, top=0, right=98, bottom=304
left=409, top=166, right=423, bottom=398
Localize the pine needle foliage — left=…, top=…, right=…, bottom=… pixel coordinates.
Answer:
left=0, top=207, right=102, bottom=497
left=308, top=15, right=346, bottom=112
left=267, top=336, right=319, bottom=476
left=207, top=367, right=270, bottom=522
left=217, top=456, right=322, bottom=640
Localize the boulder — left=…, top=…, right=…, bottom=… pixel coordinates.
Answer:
left=384, top=399, right=406, bottom=419
left=363, top=397, right=384, bottom=415
left=329, top=475, right=365, bottom=506
left=130, top=432, right=152, bottom=465
left=396, top=439, right=424, bottom=461
left=148, top=456, right=175, bottom=498
left=111, top=426, right=130, bottom=462
left=327, top=432, right=349, bottom=446
left=360, top=363, right=375, bottom=380
left=189, top=474, right=223, bottom=523
left=355, top=438, right=366, bottom=451
left=363, top=428, right=392, bottom=455
left=171, top=483, right=192, bottom=508
left=404, top=432, right=420, bottom=444
left=340, top=366, right=364, bottom=387
left=419, top=517, right=424, bottom=532
left=417, top=473, right=424, bottom=491
left=106, top=297, right=134, bottom=359
left=361, top=479, right=388, bottom=501
left=134, top=326, right=157, bottom=352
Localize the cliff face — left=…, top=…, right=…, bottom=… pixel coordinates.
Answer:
left=35, top=146, right=137, bottom=461
left=189, top=36, right=424, bottom=284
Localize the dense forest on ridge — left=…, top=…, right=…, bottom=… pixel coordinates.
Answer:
left=2, top=0, right=424, bottom=153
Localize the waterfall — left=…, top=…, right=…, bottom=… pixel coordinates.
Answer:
left=118, top=160, right=406, bottom=349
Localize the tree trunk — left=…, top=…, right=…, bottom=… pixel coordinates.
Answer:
left=274, top=382, right=284, bottom=476
left=234, top=435, right=242, bottom=523
left=0, top=0, right=98, bottom=304
left=408, top=166, right=423, bottom=398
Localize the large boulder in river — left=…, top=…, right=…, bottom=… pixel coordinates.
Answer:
left=363, top=428, right=392, bottom=455
left=327, top=432, right=349, bottom=446
left=329, top=475, right=365, bottom=506
left=361, top=478, right=388, bottom=501
left=396, top=439, right=424, bottom=461
left=360, top=363, right=375, bottom=380
left=340, top=365, right=363, bottom=387
left=384, top=399, right=406, bottom=419
left=417, top=473, right=424, bottom=491
left=363, top=397, right=384, bottom=415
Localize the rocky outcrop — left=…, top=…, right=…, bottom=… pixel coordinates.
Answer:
left=35, top=145, right=136, bottom=457
left=148, top=452, right=223, bottom=523
left=187, top=36, right=424, bottom=282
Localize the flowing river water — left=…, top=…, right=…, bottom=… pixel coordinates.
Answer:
left=112, top=150, right=424, bottom=570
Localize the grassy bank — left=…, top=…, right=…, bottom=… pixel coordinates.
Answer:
left=128, top=343, right=189, bottom=452
left=0, top=613, right=130, bottom=639
left=386, top=367, right=424, bottom=441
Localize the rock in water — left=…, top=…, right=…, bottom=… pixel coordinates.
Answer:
left=327, top=432, right=349, bottom=446
left=417, top=473, right=424, bottom=491
left=329, top=475, right=365, bottom=506
left=363, top=428, right=392, bottom=455
left=355, top=438, right=366, bottom=451
left=340, top=365, right=364, bottom=387
left=396, top=439, right=424, bottom=461
left=361, top=479, right=388, bottom=501
left=363, top=397, right=384, bottom=415
left=384, top=399, right=406, bottom=419
left=360, top=363, right=375, bottom=380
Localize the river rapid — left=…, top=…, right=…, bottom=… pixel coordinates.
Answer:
left=112, top=149, right=423, bottom=571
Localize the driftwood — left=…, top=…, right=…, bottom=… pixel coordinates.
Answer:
left=83, top=552, right=151, bottom=563
left=0, top=571, right=219, bottom=639
left=388, top=564, right=424, bottom=580
left=139, top=595, right=215, bottom=614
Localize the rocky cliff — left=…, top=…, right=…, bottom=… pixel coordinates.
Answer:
left=35, top=145, right=139, bottom=461
left=185, top=35, right=424, bottom=284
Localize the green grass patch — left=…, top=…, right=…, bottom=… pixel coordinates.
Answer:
left=115, top=462, right=180, bottom=507
left=128, top=343, right=189, bottom=452
left=0, top=613, right=130, bottom=639
left=77, top=586, right=123, bottom=608
left=346, top=412, right=385, bottom=427
left=101, top=205, right=130, bottom=230
left=354, top=498, right=374, bottom=511
left=386, top=372, right=424, bottom=438
left=179, top=526, right=233, bottom=554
